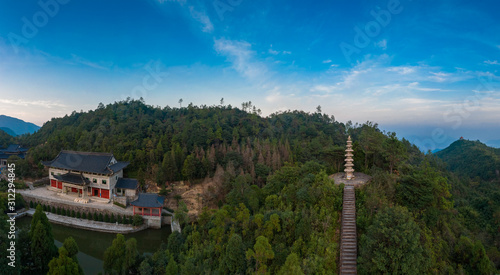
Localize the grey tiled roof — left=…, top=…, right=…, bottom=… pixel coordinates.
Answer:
left=130, top=193, right=165, bottom=208
left=0, top=144, right=27, bottom=153
left=0, top=144, right=28, bottom=159
left=115, top=178, right=139, bottom=189
left=53, top=173, right=90, bottom=186
left=42, top=150, right=129, bottom=175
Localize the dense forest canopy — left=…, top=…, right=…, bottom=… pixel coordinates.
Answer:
left=1, top=99, right=498, bottom=274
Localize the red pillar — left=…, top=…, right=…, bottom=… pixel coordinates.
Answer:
left=141, top=207, right=144, bottom=216
left=150, top=208, right=152, bottom=216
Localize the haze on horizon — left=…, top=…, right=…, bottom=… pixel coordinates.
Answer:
left=1, top=0, right=499, bottom=150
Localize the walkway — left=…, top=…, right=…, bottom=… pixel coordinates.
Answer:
left=18, top=187, right=134, bottom=216
left=23, top=209, right=147, bottom=234
left=340, top=185, right=357, bottom=274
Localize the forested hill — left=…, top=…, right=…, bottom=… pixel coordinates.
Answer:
left=0, top=129, right=15, bottom=148
left=3, top=99, right=498, bottom=273
left=16, top=99, right=414, bottom=182
left=435, top=139, right=500, bottom=181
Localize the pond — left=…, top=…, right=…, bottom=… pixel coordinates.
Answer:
left=17, top=216, right=171, bottom=275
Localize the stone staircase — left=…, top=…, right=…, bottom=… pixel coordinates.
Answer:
left=340, top=185, right=357, bottom=274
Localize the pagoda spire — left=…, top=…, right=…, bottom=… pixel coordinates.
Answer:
left=344, top=136, right=355, bottom=180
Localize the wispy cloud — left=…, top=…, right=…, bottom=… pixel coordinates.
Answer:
left=0, top=99, right=66, bottom=108
left=376, top=39, right=387, bottom=50
left=188, top=6, right=214, bottom=33
left=484, top=60, right=499, bottom=65
left=268, top=45, right=291, bottom=55
left=70, top=54, right=112, bottom=70
left=214, top=38, right=269, bottom=80
left=322, top=59, right=332, bottom=64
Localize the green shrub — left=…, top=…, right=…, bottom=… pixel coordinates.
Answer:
left=110, top=214, right=116, bottom=223
left=29, top=201, right=34, bottom=208
left=93, top=212, right=98, bottom=221
left=82, top=212, right=87, bottom=219
left=98, top=213, right=103, bottom=222
left=57, top=207, right=61, bottom=215
left=77, top=211, right=81, bottom=219
left=117, top=215, right=123, bottom=224
left=104, top=213, right=110, bottom=223
left=62, top=208, right=67, bottom=216
left=113, top=201, right=126, bottom=208
left=51, top=206, right=56, bottom=213
left=132, top=214, right=143, bottom=226
left=71, top=210, right=76, bottom=217
left=43, top=204, right=47, bottom=211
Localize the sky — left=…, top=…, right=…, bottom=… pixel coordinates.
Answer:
left=0, top=0, right=499, bottom=150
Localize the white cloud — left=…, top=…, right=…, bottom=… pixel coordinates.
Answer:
left=188, top=6, right=214, bottom=33
left=484, top=60, right=499, bottom=65
left=214, top=38, right=269, bottom=80
left=268, top=49, right=279, bottom=55
left=0, top=98, right=66, bottom=109
left=387, top=66, right=415, bottom=75
left=70, top=54, right=112, bottom=70
left=268, top=46, right=291, bottom=55
left=428, top=72, right=452, bottom=82
left=322, top=59, right=332, bottom=64
left=376, top=39, right=387, bottom=50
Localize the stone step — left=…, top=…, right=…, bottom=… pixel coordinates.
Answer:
left=340, top=186, right=357, bottom=274
left=340, top=267, right=357, bottom=273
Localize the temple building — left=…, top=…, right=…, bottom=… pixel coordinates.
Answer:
left=344, top=136, right=355, bottom=180
left=0, top=144, right=28, bottom=168
left=43, top=150, right=138, bottom=203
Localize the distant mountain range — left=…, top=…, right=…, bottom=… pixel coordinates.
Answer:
left=0, top=115, right=40, bottom=136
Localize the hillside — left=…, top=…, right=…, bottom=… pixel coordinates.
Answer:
left=0, top=127, right=16, bottom=137
left=3, top=99, right=497, bottom=273
left=435, top=139, right=500, bottom=181
left=0, top=115, right=40, bottom=136
left=0, top=129, right=15, bottom=148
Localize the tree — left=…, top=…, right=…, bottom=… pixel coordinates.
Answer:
left=178, top=98, right=183, bottom=108
left=174, top=201, right=189, bottom=226
left=132, top=214, right=143, bottom=226
left=31, top=221, right=57, bottom=274
left=165, top=254, right=179, bottom=275
left=278, top=253, right=304, bottom=275
left=47, top=247, right=80, bottom=275
left=62, top=237, right=79, bottom=259
left=220, top=234, right=246, bottom=274
left=124, top=237, right=139, bottom=273
left=383, top=132, right=407, bottom=174
left=29, top=205, right=57, bottom=274
left=182, top=154, right=197, bottom=181
left=246, top=235, right=275, bottom=274
left=103, top=234, right=126, bottom=274
left=358, top=206, right=429, bottom=274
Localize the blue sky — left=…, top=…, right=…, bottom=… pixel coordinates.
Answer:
left=0, top=0, right=499, bottom=150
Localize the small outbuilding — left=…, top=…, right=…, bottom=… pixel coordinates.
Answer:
left=130, top=193, right=164, bottom=217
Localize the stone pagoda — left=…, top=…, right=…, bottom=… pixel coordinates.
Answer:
left=344, top=136, right=355, bottom=180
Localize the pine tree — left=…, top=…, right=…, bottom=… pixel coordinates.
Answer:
left=47, top=247, right=80, bottom=275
